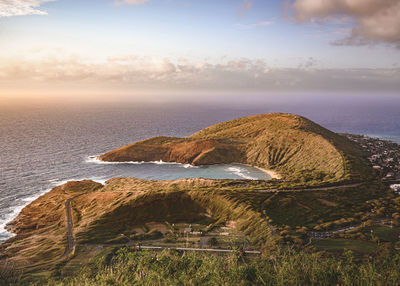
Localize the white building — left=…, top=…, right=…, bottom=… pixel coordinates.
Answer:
left=390, top=184, right=400, bottom=195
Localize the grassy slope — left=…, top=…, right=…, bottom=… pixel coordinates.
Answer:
left=2, top=177, right=383, bottom=269
left=1, top=178, right=279, bottom=269
left=26, top=248, right=400, bottom=286
left=1, top=176, right=393, bottom=284
left=99, top=113, right=375, bottom=184
left=0, top=181, right=103, bottom=266
left=72, top=178, right=277, bottom=250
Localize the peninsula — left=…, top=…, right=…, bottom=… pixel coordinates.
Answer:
left=99, top=113, right=374, bottom=185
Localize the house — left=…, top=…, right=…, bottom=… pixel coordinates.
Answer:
left=386, top=172, right=394, bottom=178
left=391, top=184, right=400, bottom=195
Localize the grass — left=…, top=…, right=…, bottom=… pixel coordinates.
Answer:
left=313, top=239, right=377, bottom=253
left=221, top=182, right=384, bottom=230
left=365, top=226, right=400, bottom=242
left=15, top=247, right=400, bottom=286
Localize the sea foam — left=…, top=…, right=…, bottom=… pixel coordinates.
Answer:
left=86, top=155, right=197, bottom=169
left=226, top=167, right=258, bottom=180
left=0, top=186, right=50, bottom=241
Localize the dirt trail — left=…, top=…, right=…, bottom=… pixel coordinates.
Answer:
left=25, top=194, right=82, bottom=270
left=59, top=194, right=82, bottom=261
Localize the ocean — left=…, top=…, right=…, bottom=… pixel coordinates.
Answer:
left=1, top=97, right=400, bottom=241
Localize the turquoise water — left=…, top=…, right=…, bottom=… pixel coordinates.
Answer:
left=85, top=157, right=270, bottom=181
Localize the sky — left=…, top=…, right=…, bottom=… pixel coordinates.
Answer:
left=0, top=0, right=399, bottom=102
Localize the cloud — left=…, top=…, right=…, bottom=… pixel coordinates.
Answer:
left=236, top=20, right=274, bottom=29
left=238, top=0, right=253, bottom=18
left=0, top=0, right=54, bottom=17
left=288, top=0, right=400, bottom=48
left=114, top=0, right=150, bottom=6
left=1, top=54, right=399, bottom=92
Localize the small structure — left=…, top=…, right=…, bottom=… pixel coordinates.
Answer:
left=391, top=184, right=400, bottom=195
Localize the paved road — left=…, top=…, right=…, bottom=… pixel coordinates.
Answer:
left=254, top=183, right=363, bottom=193
left=308, top=225, right=358, bottom=239
left=135, top=245, right=261, bottom=254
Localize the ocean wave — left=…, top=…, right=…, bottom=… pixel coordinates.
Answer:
left=0, top=187, right=50, bottom=242
left=86, top=156, right=197, bottom=169
left=227, top=167, right=258, bottom=180
left=48, top=176, right=108, bottom=186
left=0, top=205, right=24, bottom=240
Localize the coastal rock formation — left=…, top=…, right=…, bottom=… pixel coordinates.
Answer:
left=100, top=113, right=374, bottom=183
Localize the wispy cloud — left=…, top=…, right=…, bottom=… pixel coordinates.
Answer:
left=238, top=0, right=253, bottom=18
left=1, top=53, right=399, bottom=92
left=236, top=20, right=274, bottom=30
left=288, top=0, right=400, bottom=49
left=114, top=0, right=150, bottom=6
left=0, top=0, right=55, bottom=17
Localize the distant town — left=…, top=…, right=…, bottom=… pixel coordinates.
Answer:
left=345, top=134, right=400, bottom=195
left=345, top=134, right=400, bottom=181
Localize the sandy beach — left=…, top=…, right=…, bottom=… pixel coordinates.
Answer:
left=251, top=166, right=282, bottom=180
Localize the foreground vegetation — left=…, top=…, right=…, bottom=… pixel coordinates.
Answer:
left=3, top=246, right=399, bottom=286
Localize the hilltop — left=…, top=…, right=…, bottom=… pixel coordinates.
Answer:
left=100, top=113, right=375, bottom=184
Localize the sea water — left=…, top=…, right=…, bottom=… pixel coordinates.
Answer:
left=1, top=98, right=400, bottom=241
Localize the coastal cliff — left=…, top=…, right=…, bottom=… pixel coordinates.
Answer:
left=99, top=113, right=374, bottom=183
